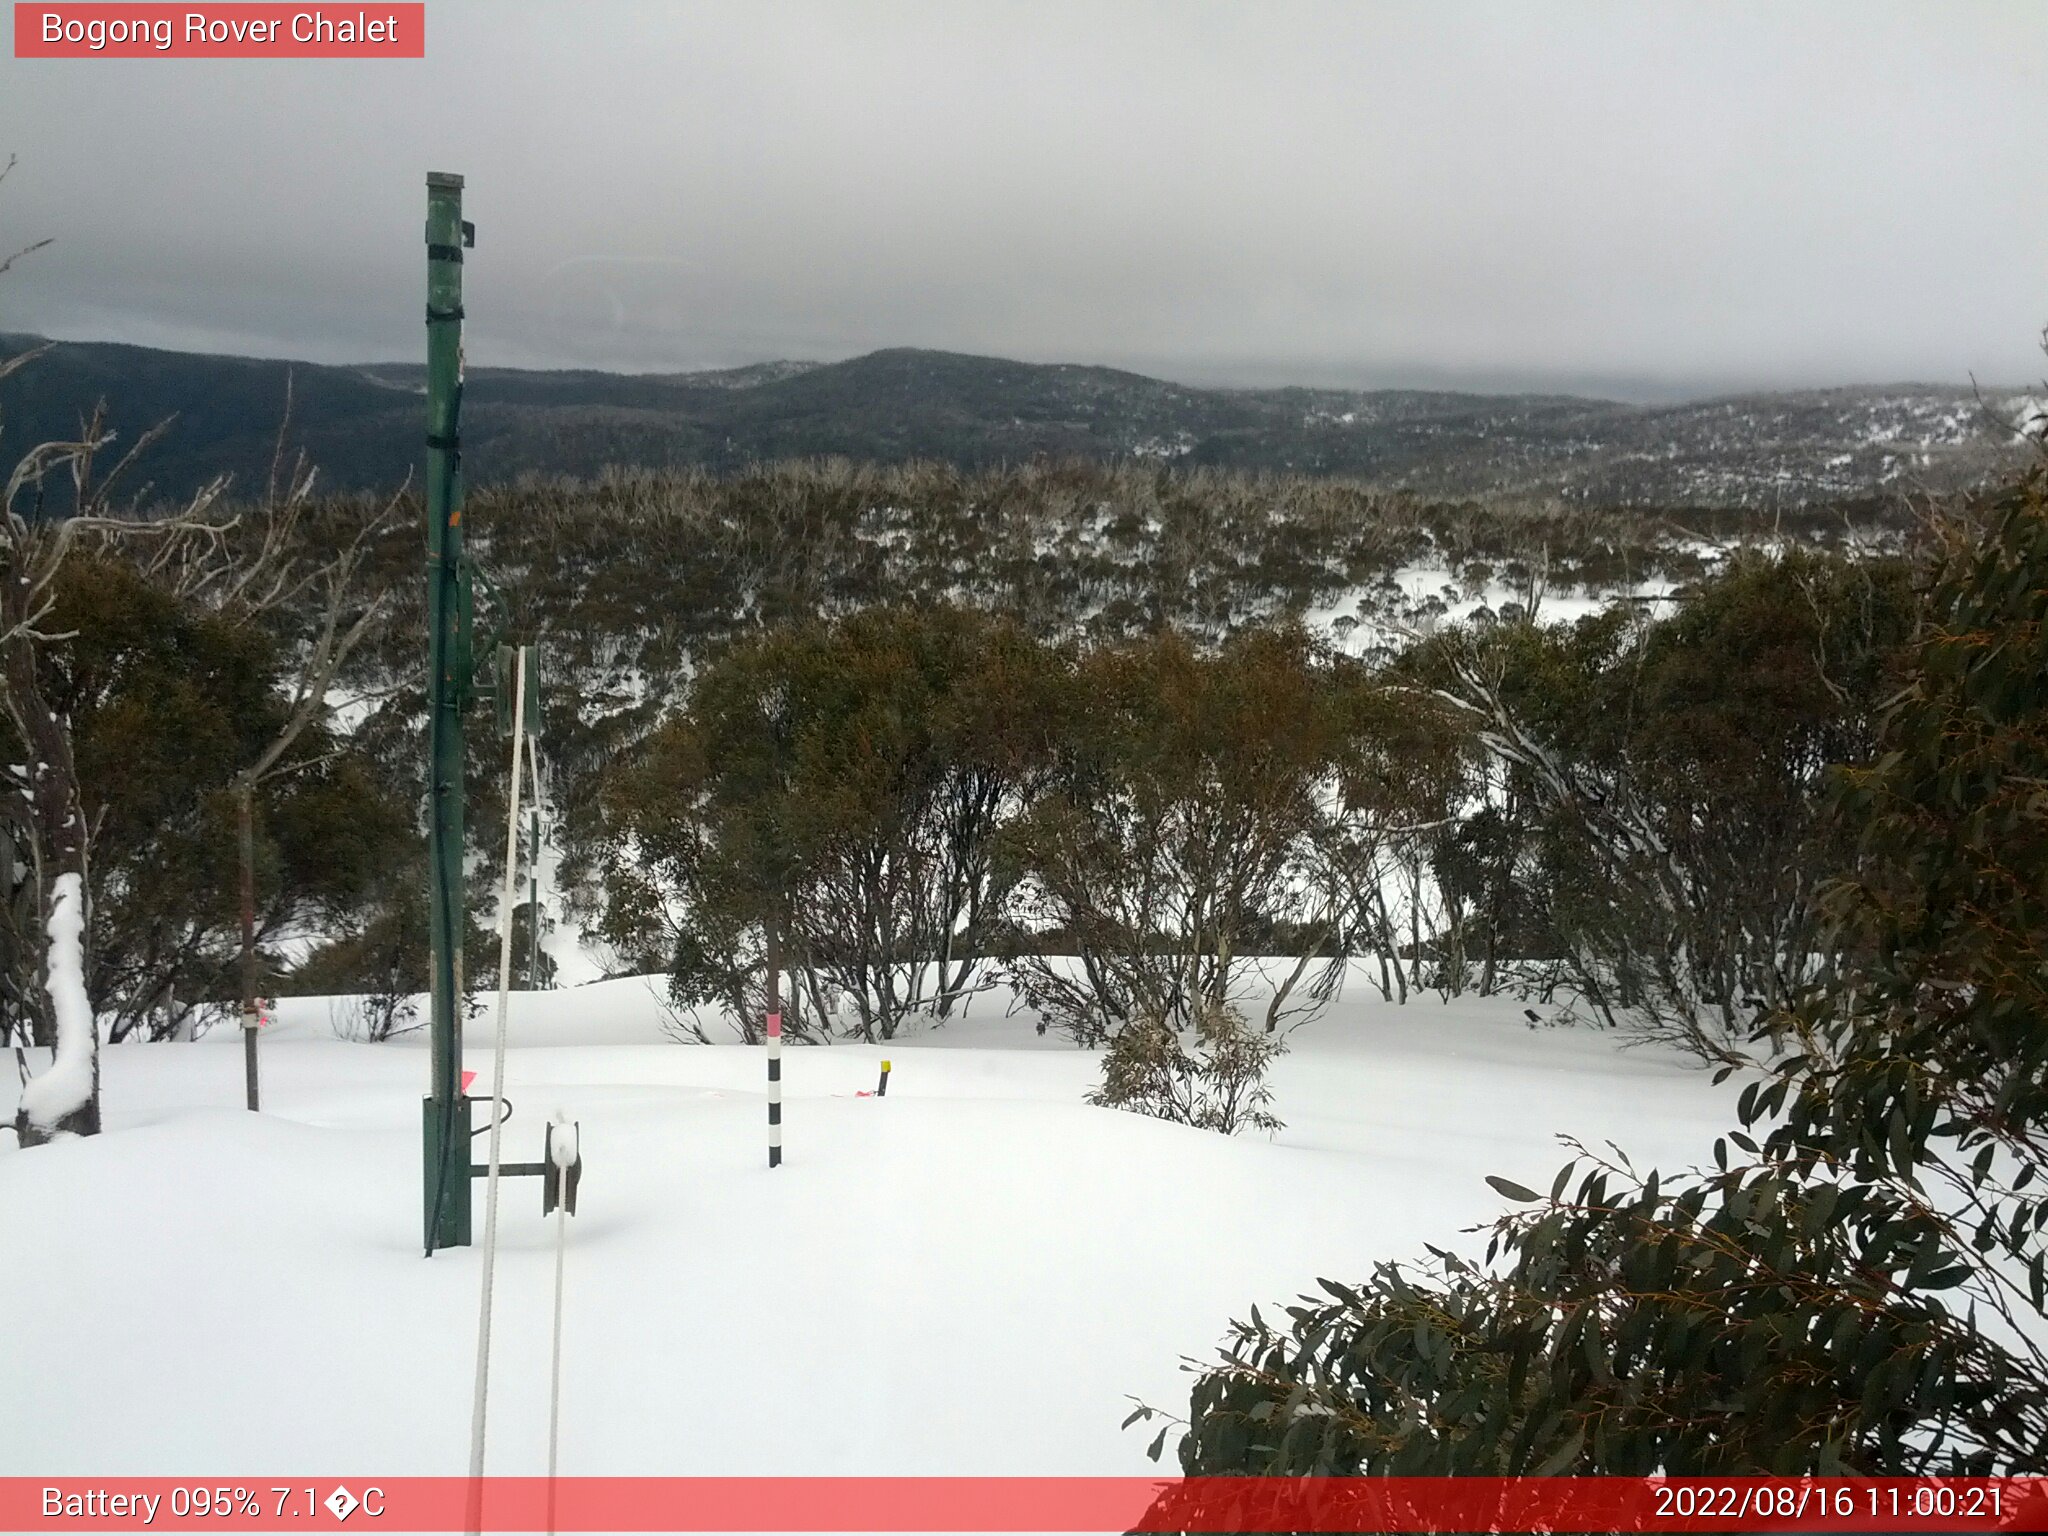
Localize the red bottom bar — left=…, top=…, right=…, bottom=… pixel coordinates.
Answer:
left=8, top=1477, right=2048, bottom=1532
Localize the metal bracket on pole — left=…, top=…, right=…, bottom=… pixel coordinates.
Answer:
left=544, top=1120, right=581, bottom=1216
left=490, top=642, right=544, bottom=736
left=453, top=1099, right=576, bottom=1216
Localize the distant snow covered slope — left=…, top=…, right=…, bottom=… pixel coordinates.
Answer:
left=0, top=973, right=1734, bottom=1476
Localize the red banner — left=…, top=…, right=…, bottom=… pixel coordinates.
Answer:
left=6, top=1477, right=2048, bottom=1532
left=13, top=4, right=425, bottom=58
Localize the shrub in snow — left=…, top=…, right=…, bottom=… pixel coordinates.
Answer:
left=298, top=885, right=489, bottom=1041
left=1086, top=1002, right=1283, bottom=1136
left=330, top=985, right=420, bottom=1043
left=1136, top=1140, right=2046, bottom=1485
left=1139, top=466, right=2048, bottom=1486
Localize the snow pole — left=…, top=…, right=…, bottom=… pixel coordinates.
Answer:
left=876, top=1059, right=891, bottom=1097
left=766, top=919, right=782, bottom=1169
left=767, top=1010, right=783, bottom=1167
left=423, top=170, right=477, bottom=1255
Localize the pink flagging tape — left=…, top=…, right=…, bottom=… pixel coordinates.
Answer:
left=767, top=1011, right=783, bottom=1038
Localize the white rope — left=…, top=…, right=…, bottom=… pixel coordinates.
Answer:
left=545, top=1124, right=572, bottom=1536
left=466, top=645, right=528, bottom=1531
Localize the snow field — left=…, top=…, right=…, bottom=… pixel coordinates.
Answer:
left=1, top=972, right=1736, bottom=1478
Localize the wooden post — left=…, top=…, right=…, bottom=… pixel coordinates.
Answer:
left=237, top=778, right=260, bottom=1111
left=876, top=1059, right=891, bottom=1097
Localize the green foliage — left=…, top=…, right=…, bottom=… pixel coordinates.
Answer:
left=1087, top=1001, right=1284, bottom=1136
left=607, top=609, right=1370, bottom=1047
left=188, top=454, right=1931, bottom=988
left=292, top=884, right=496, bottom=1040
left=1156, top=1141, right=2041, bottom=1480
left=1150, top=469, right=2048, bottom=1489
left=601, top=604, right=1058, bottom=1041
left=588, top=546, right=1913, bottom=1055
left=1766, top=464, right=2048, bottom=1328
left=1411, top=549, right=1916, bottom=1053
left=1005, top=626, right=1352, bottom=1042
left=0, top=557, right=411, bottom=1042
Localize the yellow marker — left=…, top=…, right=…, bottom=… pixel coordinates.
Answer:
left=882, top=1060, right=891, bottom=1071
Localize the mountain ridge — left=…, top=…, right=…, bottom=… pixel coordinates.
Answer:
left=0, top=333, right=2034, bottom=508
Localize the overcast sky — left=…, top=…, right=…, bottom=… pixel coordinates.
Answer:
left=2, top=0, right=2044, bottom=398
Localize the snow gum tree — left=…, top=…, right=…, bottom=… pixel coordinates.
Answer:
left=1135, top=466, right=2048, bottom=1497
left=23, top=555, right=411, bottom=1045
left=1317, top=676, right=1477, bottom=1004
left=1003, top=625, right=1352, bottom=1043
left=600, top=605, right=1059, bottom=1041
left=0, top=189, right=164, bottom=1141
left=1411, top=549, right=1915, bottom=1057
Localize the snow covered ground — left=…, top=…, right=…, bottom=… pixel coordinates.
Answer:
left=1, top=972, right=1738, bottom=1479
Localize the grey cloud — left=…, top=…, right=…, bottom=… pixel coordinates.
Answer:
left=2, top=0, right=2043, bottom=397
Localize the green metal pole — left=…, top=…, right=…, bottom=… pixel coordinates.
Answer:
left=423, top=171, right=473, bottom=1253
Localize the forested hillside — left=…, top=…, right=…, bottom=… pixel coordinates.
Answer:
left=2, top=332, right=2034, bottom=507
left=13, top=452, right=1922, bottom=1058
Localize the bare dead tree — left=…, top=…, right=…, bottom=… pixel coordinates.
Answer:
left=4, top=389, right=234, bottom=1144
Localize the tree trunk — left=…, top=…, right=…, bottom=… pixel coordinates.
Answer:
left=10, top=640, right=99, bottom=1144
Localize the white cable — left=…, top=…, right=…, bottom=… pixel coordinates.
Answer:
left=545, top=1117, right=573, bottom=1536
left=466, top=646, right=528, bottom=1530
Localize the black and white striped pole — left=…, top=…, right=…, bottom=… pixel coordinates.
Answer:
left=766, top=922, right=782, bottom=1169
